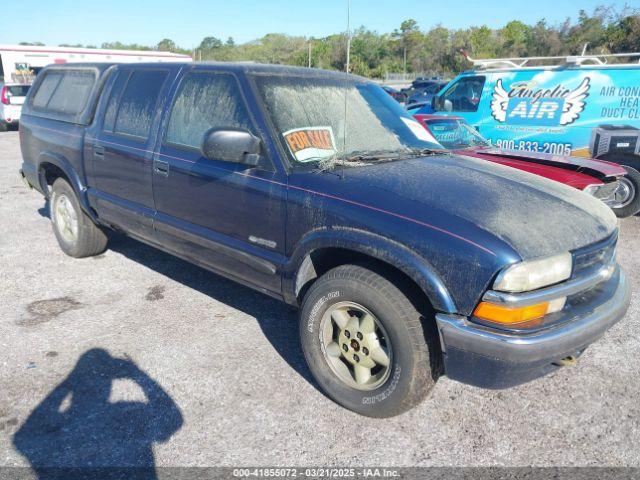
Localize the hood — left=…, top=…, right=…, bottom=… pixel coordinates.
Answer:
left=476, top=148, right=626, bottom=180
left=340, top=154, right=617, bottom=260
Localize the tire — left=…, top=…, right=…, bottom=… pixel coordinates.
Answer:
left=611, top=166, right=640, bottom=218
left=299, top=264, right=440, bottom=417
left=50, top=178, right=108, bottom=258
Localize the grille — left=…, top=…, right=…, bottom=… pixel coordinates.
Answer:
left=573, top=233, right=617, bottom=275
left=611, top=135, right=639, bottom=154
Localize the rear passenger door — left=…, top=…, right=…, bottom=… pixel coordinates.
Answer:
left=152, top=70, right=287, bottom=294
left=90, top=67, right=171, bottom=240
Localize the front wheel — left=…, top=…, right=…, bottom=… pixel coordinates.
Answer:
left=299, top=264, right=440, bottom=417
left=607, top=166, right=640, bottom=218
left=50, top=178, right=108, bottom=257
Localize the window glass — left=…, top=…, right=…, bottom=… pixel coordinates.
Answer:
left=439, top=76, right=486, bottom=112
left=113, top=70, right=168, bottom=139
left=45, top=71, right=95, bottom=115
left=254, top=75, right=442, bottom=168
left=103, top=71, right=130, bottom=132
left=425, top=119, right=489, bottom=149
left=31, top=73, right=63, bottom=109
left=166, top=72, right=253, bottom=149
left=7, top=85, right=30, bottom=97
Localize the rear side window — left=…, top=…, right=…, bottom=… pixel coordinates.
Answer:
left=31, top=73, right=63, bottom=109
left=165, top=72, right=253, bottom=149
left=31, top=71, right=94, bottom=116
left=45, top=72, right=95, bottom=115
left=103, top=71, right=130, bottom=133
left=109, top=70, right=168, bottom=139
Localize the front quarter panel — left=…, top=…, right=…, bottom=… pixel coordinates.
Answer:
left=284, top=171, right=519, bottom=316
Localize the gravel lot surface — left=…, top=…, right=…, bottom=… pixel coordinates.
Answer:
left=0, top=130, right=638, bottom=470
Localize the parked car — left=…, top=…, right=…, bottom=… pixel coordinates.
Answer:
left=405, top=100, right=431, bottom=114
left=0, top=82, right=30, bottom=131
left=414, top=114, right=640, bottom=218
left=19, top=63, right=630, bottom=417
left=405, top=81, right=447, bottom=107
left=381, top=85, right=406, bottom=104
left=427, top=51, right=640, bottom=185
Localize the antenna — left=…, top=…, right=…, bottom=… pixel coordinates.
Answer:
left=345, top=0, right=352, bottom=73
left=341, top=0, right=351, bottom=179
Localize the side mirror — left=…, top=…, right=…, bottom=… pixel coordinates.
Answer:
left=201, top=127, right=262, bottom=166
left=431, top=95, right=442, bottom=111
left=443, top=99, right=453, bottom=112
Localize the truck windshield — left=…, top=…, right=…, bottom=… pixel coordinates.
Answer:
left=253, top=75, right=444, bottom=170
left=425, top=118, right=490, bottom=149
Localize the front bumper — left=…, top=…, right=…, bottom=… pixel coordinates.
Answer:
left=436, top=267, right=630, bottom=389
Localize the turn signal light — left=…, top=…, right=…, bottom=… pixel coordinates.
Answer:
left=473, top=297, right=567, bottom=327
left=474, top=301, right=549, bottom=325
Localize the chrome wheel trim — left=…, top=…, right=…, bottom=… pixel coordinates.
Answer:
left=319, top=301, right=393, bottom=391
left=606, top=177, right=635, bottom=209
left=53, top=193, right=79, bottom=244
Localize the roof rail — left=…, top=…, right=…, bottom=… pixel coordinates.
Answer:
left=459, top=49, right=640, bottom=70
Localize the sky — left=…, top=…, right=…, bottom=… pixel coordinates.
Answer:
left=1, top=0, right=631, bottom=48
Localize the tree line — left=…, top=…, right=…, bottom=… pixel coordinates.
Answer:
left=19, top=4, right=640, bottom=79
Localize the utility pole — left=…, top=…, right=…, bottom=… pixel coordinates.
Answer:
left=345, top=0, right=351, bottom=73
left=403, top=46, right=407, bottom=75
left=308, top=41, right=312, bottom=68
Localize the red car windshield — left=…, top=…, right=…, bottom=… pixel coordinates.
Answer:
left=425, top=119, right=490, bottom=150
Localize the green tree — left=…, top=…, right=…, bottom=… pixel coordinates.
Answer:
left=500, top=20, right=531, bottom=56
left=157, top=38, right=177, bottom=52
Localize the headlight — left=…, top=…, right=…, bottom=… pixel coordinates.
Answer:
left=582, top=184, right=601, bottom=197
left=493, top=252, right=572, bottom=293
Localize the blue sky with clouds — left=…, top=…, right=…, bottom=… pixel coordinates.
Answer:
left=1, top=0, right=627, bottom=48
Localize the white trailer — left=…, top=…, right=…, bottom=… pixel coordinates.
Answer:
left=0, top=44, right=192, bottom=83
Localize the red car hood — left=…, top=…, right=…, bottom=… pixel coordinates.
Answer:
left=476, top=147, right=624, bottom=178
left=457, top=147, right=625, bottom=190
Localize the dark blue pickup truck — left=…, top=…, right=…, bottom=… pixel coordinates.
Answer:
left=19, top=62, right=630, bottom=417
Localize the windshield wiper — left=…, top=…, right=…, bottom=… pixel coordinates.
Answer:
left=339, top=149, right=406, bottom=162
left=406, top=147, right=451, bottom=157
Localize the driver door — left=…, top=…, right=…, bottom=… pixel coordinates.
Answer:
left=437, top=75, right=487, bottom=130
left=151, top=70, right=286, bottom=294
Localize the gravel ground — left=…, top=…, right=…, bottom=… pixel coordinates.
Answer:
left=0, top=129, right=638, bottom=471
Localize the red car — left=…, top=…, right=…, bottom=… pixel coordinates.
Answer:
left=414, top=114, right=640, bottom=218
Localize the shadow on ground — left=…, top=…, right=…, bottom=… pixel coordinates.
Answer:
left=106, top=233, right=314, bottom=386
left=13, top=348, right=183, bottom=480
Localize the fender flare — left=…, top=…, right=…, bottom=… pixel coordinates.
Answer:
left=36, top=152, right=98, bottom=222
left=283, top=227, right=457, bottom=314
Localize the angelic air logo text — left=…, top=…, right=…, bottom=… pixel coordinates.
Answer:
left=491, top=78, right=590, bottom=126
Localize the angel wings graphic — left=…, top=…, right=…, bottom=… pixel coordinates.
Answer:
left=490, top=79, right=510, bottom=122
left=559, top=78, right=590, bottom=125
left=491, top=77, right=591, bottom=126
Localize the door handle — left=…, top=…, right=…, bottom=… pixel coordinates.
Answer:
left=153, top=160, right=169, bottom=177
left=94, top=145, right=105, bottom=157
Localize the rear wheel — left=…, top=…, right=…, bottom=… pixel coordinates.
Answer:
left=50, top=178, right=108, bottom=257
left=299, top=264, right=440, bottom=417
